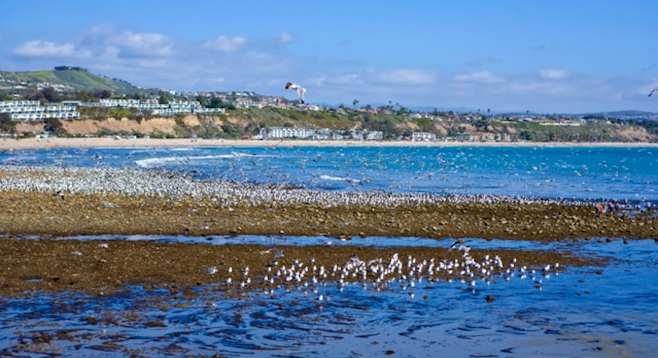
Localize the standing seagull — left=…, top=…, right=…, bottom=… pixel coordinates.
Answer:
left=649, top=86, right=658, bottom=97
left=285, top=82, right=306, bottom=104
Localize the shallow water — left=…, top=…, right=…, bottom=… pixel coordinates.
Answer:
left=1, top=237, right=656, bottom=357
left=54, top=233, right=621, bottom=251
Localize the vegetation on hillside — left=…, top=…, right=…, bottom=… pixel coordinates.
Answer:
left=0, top=68, right=152, bottom=94
left=0, top=113, right=16, bottom=133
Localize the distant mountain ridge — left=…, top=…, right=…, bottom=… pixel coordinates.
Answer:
left=582, top=110, right=658, bottom=118
left=0, top=67, right=150, bottom=94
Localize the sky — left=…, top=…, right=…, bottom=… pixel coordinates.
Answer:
left=2, top=0, right=658, bottom=113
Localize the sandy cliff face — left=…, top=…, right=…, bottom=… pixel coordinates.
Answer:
left=14, top=116, right=202, bottom=136
left=11, top=115, right=655, bottom=142
left=616, top=126, right=653, bottom=142
left=64, top=117, right=178, bottom=135
left=14, top=121, right=43, bottom=134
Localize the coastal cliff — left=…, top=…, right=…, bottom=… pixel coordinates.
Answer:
left=10, top=111, right=657, bottom=143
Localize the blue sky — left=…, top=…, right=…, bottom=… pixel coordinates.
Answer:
left=2, top=0, right=658, bottom=113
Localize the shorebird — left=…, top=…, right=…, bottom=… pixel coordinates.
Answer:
left=205, top=265, right=218, bottom=275
left=285, top=82, right=306, bottom=104
left=260, top=248, right=284, bottom=257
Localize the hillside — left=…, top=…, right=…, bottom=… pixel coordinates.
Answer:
left=1, top=67, right=657, bottom=142
left=0, top=68, right=148, bottom=94
left=8, top=108, right=656, bottom=143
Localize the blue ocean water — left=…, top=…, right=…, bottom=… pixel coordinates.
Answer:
left=1, top=145, right=657, bottom=203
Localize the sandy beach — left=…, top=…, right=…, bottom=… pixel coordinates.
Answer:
left=2, top=136, right=658, bottom=150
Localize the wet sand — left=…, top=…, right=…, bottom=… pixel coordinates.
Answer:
left=2, top=191, right=657, bottom=241
left=1, top=154, right=657, bottom=298
left=0, top=237, right=589, bottom=297
left=1, top=189, right=655, bottom=296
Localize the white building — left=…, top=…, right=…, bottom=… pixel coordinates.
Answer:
left=0, top=100, right=80, bottom=121
left=261, top=127, right=383, bottom=141
left=313, top=129, right=333, bottom=140
left=87, top=99, right=225, bottom=116
left=365, top=130, right=383, bottom=141
left=412, top=132, right=436, bottom=142
left=264, top=127, right=316, bottom=139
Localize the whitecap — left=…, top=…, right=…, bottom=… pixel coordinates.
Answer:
left=135, top=153, right=272, bottom=168
left=320, top=174, right=361, bottom=184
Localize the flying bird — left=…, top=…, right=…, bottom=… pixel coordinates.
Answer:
left=649, top=86, right=658, bottom=97
left=285, top=82, right=306, bottom=104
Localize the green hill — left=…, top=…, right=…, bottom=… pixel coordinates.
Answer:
left=0, top=67, right=148, bottom=94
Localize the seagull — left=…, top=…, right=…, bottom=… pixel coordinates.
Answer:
left=205, top=265, right=218, bottom=275
left=649, top=86, right=658, bottom=97
left=285, top=82, right=306, bottom=104
left=260, top=248, right=284, bottom=257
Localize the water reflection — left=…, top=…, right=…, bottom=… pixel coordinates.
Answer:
left=53, top=233, right=585, bottom=250
left=0, top=238, right=657, bottom=357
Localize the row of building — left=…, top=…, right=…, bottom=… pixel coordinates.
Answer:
left=0, top=99, right=225, bottom=121
left=259, top=128, right=445, bottom=142
left=258, top=127, right=512, bottom=143
left=85, top=99, right=225, bottom=116
left=259, top=127, right=384, bottom=141
left=0, top=100, right=80, bottom=120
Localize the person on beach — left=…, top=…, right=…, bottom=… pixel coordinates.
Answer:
left=607, top=202, right=615, bottom=217
left=596, top=204, right=605, bottom=216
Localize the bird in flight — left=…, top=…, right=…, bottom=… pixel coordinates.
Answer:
left=285, top=82, right=306, bottom=104
left=649, top=86, right=658, bottom=97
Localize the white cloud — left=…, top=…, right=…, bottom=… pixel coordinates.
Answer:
left=89, top=24, right=114, bottom=35
left=310, top=69, right=435, bottom=89
left=112, top=31, right=174, bottom=57
left=203, top=35, right=247, bottom=52
left=278, top=31, right=295, bottom=44
left=332, top=73, right=364, bottom=85
left=455, top=71, right=502, bottom=84
left=13, top=40, right=89, bottom=58
left=374, top=68, right=436, bottom=85
left=539, top=68, right=570, bottom=80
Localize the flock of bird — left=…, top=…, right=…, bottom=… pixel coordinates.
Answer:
left=0, top=164, right=604, bottom=209
left=205, top=241, right=561, bottom=299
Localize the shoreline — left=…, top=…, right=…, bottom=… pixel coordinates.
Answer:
left=2, top=137, right=658, bottom=150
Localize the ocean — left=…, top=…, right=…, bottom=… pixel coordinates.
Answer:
left=1, top=144, right=657, bottom=357
left=2, top=145, right=657, bottom=203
